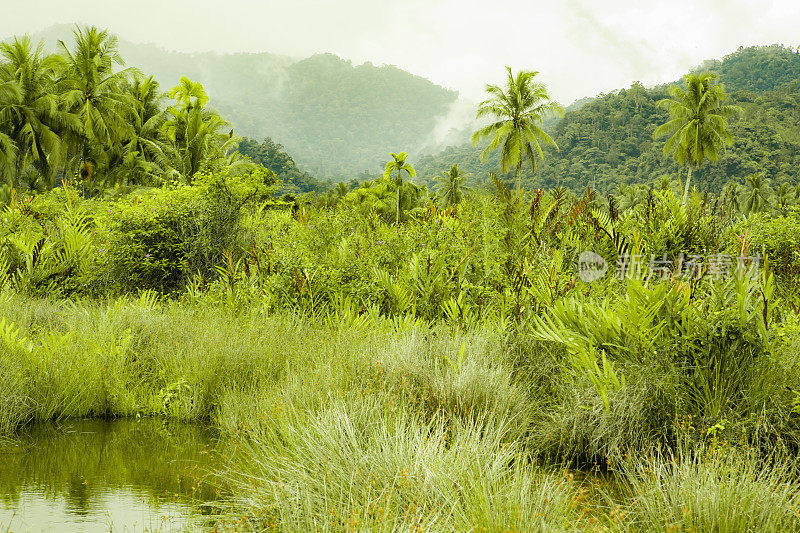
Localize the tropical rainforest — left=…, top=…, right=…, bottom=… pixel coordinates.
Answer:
left=2, top=24, right=800, bottom=532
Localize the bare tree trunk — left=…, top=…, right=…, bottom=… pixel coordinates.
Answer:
left=396, top=175, right=401, bottom=225
left=682, top=167, right=692, bottom=207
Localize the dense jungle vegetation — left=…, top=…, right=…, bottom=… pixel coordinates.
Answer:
left=2, top=25, right=800, bottom=531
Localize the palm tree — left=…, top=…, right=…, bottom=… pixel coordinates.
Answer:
left=0, top=36, right=77, bottom=188
left=741, top=174, right=772, bottom=214
left=654, top=72, right=741, bottom=207
left=472, top=66, right=562, bottom=190
left=434, top=163, right=472, bottom=208
left=720, top=182, right=741, bottom=218
left=334, top=181, right=349, bottom=199
left=163, top=76, right=236, bottom=182
left=349, top=179, right=403, bottom=222
left=382, top=151, right=415, bottom=224
left=0, top=79, right=20, bottom=181
left=58, top=26, right=135, bottom=185
left=775, top=182, right=792, bottom=214
left=615, top=183, right=645, bottom=213
left=107, top=75, right=177, bottom=185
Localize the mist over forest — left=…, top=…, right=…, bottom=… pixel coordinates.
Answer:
left=17, top=25, right=800, bottom=196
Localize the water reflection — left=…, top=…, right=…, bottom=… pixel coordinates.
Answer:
left=0, top=418, right=224, bottom=532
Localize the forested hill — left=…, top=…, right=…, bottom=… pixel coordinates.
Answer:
left=696, top=44, right=800, bottom=93
left=221, top=53, right=457, bottom=179
left=417, top=44, right=800, bottom=194
left=25, top=24, right=458, bottom=180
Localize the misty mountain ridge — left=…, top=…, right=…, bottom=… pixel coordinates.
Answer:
left=8, top=25, right=800, bottom=188
left=16, top=24, right=463, bottom=180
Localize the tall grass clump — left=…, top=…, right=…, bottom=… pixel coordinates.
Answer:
left=209, top=315, right=572, bottom=530
left=619, top=450, right=800, bottom=532
left=0, top=290, right=530, bottom=440
left=223, top=394, right=591, bottom=532
left=0, top=292, right=331, bottom=433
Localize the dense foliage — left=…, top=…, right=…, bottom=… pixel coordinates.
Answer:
left=237, top=137, right=330, bottom=195
left=2, top=169, right=799, bottom=429
left=0, top=27, right=264, bottom=194
left=697, top=44, right=800, bottom=93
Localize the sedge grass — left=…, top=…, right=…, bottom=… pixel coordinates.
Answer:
left=2, top=290, right=800, bottom=530
left=617, top=449, right=800, bottom=532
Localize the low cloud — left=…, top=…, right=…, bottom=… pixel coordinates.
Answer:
left=3, top=0, right=800, bottom=105
left=417, top=97, right=478, bottom=154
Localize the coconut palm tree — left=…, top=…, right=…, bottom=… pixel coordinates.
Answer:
left=0, top=36, right=77, bottom=188
left=163, top=76, right=237, bottom=183
left=654, top=72, right=741, bottom=207
left=58, top=26, right=135, bottom=185
left=472, top=66, right=562, bottom=190
left=382, top=151, right=415, bottom=224
left=434, top=163, right=472, bottom=208
left=106, top=75, right=177, bottom=185
left=741, top=173, right=772, bottom=214
left=775, top=182, right=792, bottom=214
left=0, top=79, right=20, bottom=180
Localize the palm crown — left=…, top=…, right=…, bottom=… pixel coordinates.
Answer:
left=58, top=26, right=136, bottom=183
left=472, top=66, right=562, bottom=190
left=654, top=72, right=741, bottom=205
left=0, top=36, right=74, bottom=187
left=434, top=163, right=472, bottom=208
left=382, top=151, right=416, bottom=224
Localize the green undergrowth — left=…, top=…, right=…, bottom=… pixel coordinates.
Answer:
left=0, top=290, right=525, bottom=437
left=1, top=290, right=800, bottom=530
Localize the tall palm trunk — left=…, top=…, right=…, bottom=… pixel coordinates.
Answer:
left=682, top=167, right=692, bottom=207
left=396, top=177, right=401, bottom=225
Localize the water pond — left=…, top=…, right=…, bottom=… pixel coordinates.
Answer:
left=0, top=418, right=225, bottom=532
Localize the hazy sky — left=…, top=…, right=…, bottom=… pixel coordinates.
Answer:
left=3, top=0, right=800, bottom=104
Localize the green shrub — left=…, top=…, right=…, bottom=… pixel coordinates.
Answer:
left=530, top=271, right=795, bottom=460
left=0, top=188, right=98, bottom=296
left=96, top=171, right=263, bottom=293
left=730, top=209, right=800, bottom=288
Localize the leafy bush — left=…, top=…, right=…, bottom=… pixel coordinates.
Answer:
left=96, top=171, right=264, bottom=293
left=0, top=188, right=97, bottom=295
left=531, top=270, right=795, bottom=460
left=730, top=208, right=800, bottom=288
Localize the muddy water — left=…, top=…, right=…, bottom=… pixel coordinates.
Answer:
left=0, top=418, right=225, bottom=532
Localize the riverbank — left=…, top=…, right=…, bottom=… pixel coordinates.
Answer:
left=1, top=291, right=800, bottom=531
